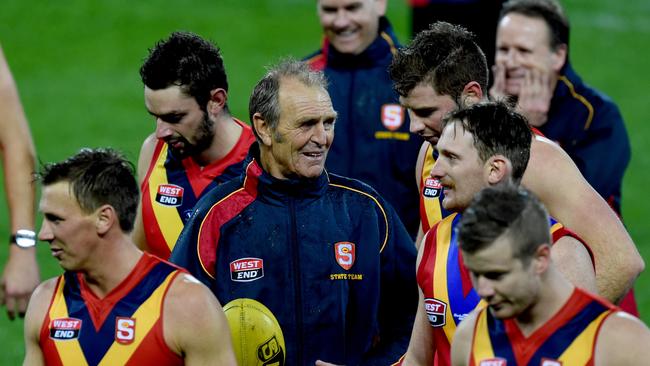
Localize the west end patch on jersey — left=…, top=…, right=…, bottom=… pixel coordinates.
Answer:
left=49, top=317, right=82, bottom=340
left=423, top=178, right=442, bottom=198
left=155, top=184, right=184, bottom=207
left=424, top=298, right=446, bottom=327
left=381, top=104, right=404, bottom=131
left=479, top=358, right=507, bottom=366
left=230, top=257, right=264, bottom=282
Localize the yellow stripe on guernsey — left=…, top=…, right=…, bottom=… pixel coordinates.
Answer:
left=558, top=310, right=611, bottom=364
left=330, top=184, right=389, bottom=253
left=99, top=271, right=176, bottom=365
left=433, top=214, right=456, bottom=342
left=49, top=277, right=89, bottom=366
left=150, top=145, right=184, bottom=252
left=471, top=309, right=495, bottom=362
left=422, top=144, right=442, bottom=228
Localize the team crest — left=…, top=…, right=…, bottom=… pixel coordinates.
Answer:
left=115, top=317, right=136, bottom=345
left=334, top=242, right=356, bottom=270
left=230, top=258, right=264, bottom=282
left=155, top=184, right=184, bottom=207
left=424, top=298, right=446, bottom=327
left=422, top=178, right=442, bottom=198
left=257, top=335, right=285, bottom=365
left=49, top=317, right=82, bottom=340
left=479, top=358, right=507, bottom=366
left=541, top=359, right=562, bottom=366
left=381, top=104, right=404, bottom=131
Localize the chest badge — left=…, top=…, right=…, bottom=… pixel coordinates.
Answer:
left=422, top=178, right=442, bottom=198
left=231, top=258, right=264, bottom=282
left=49, top=317, right=82, bottom=340
left=155, top=184, right=184, bottom=207
left=334, top=242, right=356, bottom=270
left=381, top=104, right=405, bottom=131
left=115, top=317, right=136, bottom=345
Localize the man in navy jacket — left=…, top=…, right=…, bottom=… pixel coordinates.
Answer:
left=306, top=0, right=422, bottom=237
left=171, top=60, right=417, bottom=366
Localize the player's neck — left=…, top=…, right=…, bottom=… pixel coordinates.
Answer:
left=81, top=236, right=144, bottom=299
left=194, top=114, right=242, bottom=166
left=515, top=267, right=574, bottom=337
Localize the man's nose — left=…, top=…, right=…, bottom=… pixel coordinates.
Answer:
left=155, top=119, right=174, bottom=140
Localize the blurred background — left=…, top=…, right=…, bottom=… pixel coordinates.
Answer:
left=1, top=0, right=648, bottom=362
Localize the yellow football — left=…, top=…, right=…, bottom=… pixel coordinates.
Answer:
left=223, top=298, right=286, bottom=366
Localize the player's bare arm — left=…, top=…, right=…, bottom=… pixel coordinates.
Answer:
left=131, top=133, right=158, bottom=252
left=164, top=273, right=237, bottom=366
left=401, top=231, right=435, bottom=365
left=0, top=45, right=39, bottom=320
left=594, top=311, right=650, bottom=365
left=551, top=235, right=597, bottom=293
left=523, top=135, right=643, bottom=302
left=23, top=278, right=58, bottom=366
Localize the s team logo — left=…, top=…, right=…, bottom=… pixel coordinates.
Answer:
left=155, top=184, right=184, bottom=207
left=231, top=258, right=264, bottom=282
left=257, top=335, right=285, bottom=365
left=479, top=358, right=507, bottom=366
left=422, top=178, right=442, bottom=198
left=424, top=298, right=446, bottom=327
left=49, top=317, right=82, bottom=340
left=115, top=317, right=136, bottom=345
left=381, top=104, right=404, bottom=131
left=334, top=242, right=356, bottom=270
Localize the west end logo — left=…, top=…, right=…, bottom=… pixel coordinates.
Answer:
left=479, top=358, right=507, bottom=366
left=381, top=104, right=404, bottom=131
left=49, top=317, right=82, bottom=340
left=334, top=242, right=356, bottom=271
left=155, top=184, right=184, bottom=207
left=230, top=258, right=264, bottom=282
left=423, top=178, right=442, bottom=198
left=424, top=298, right=446, bottom=327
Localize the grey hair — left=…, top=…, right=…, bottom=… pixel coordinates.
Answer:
left=248, top=58, right=328, bottom=139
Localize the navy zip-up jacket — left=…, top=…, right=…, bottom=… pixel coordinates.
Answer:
left=306, top=17, right=422, bottom=238
left=171, top=144, right=418, bottom=365
left=542, top=62, right=630, bottom=213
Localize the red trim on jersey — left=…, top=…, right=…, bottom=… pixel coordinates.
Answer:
left=306, top=38, right=330, bottom=71
left=182, top=119, right=254, bottom=196
left=417, top=225, right=438, bottom=288
left=39, top=277, right=65, bottom=366
left=457, top=250, right=474, bottom=298
left=124, top=317, right=182, bottom=365
left=141, top=140, right=169, bottom=257
left=197, top=160, right=262, bottom=279
left=78, top=254, right=160, bottom=330
left=531, top=126, right=545, bottom=137
left=552, top=225, right=595, bottom=270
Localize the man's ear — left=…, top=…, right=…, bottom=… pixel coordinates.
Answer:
left=551, top=44, right=567, bottom=72
left=533, top=244, right=552, bottom=274
left=207, top=88, right=227, bottom=116
left=460, top=81, right=484, bottom=107
left=485, top=154, right=512, bottom=185
left=253, top=112, right=273, bottom=147
left=95, top=205, right=116, bottom=235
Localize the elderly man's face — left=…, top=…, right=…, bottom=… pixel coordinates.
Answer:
left=495, top=13, right=565, bottom=96
left=265, top=78, right=337, bottom=180
left=317, top=0, right=386, bottom=55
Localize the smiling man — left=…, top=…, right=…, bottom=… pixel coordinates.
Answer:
left=171, top=60, right=418, bottom=365
left=133, top=31, right=255, bottom=259
left=305, top=0, right=422, bottom=238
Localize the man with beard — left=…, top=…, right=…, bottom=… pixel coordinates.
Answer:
left=133, top=31, right=255, bottom=259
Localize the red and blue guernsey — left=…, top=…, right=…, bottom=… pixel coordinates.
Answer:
left=140, top=118, right=255, bottom=259
left=417, top=213, right=589, bottom=366
left=469, top=287, right=617, bottom=365
left=39, top=253, right=183, bottom=366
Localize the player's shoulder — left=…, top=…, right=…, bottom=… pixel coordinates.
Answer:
left=595, top=310, right=650, bottom=364
left=166, top=272, right=219, bottom=316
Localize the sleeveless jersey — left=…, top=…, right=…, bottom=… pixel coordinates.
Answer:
left=417, top=213, right=587, bottom=366
left=141, top=119, right=255, bottom=258
left=469, top=288, right=617, bottom=366
left=39, top=253, right=183, bottom=366
left=419, top=144, right=450, bottom=234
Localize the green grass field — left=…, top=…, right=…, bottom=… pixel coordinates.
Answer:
left=1, top=0, right=648, bottom=363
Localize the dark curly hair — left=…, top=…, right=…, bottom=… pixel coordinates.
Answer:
left=140, top=31, right=229, bottom=111
left=389, top=22, right=488, bottom=104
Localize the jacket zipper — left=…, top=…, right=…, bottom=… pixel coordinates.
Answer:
left=289, top=197, right=304, bottom=364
